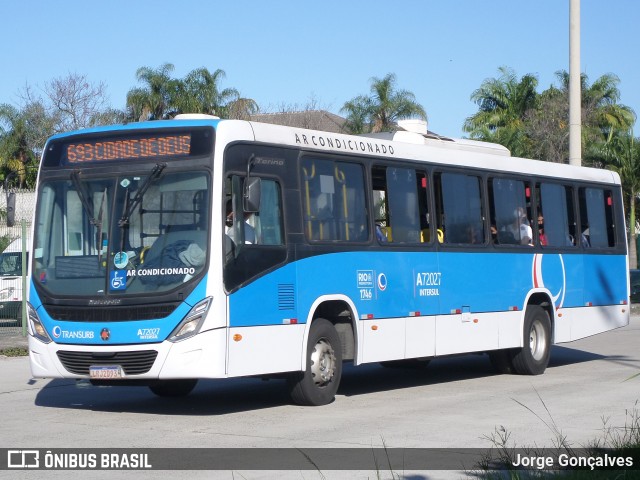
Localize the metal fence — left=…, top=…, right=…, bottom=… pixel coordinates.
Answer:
left=0, top=189, right=35, bottom=338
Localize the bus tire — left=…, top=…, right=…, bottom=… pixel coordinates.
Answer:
left=288, top=318, right=342, bottom=406
left=511, top=305, right=551, bottom=375
left=149, top=379, right=198, bottom=397
left=488, top=349, right=515, bottom=374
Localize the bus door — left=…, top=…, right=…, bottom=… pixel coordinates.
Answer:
left=223, top=154, right=292, bottom=377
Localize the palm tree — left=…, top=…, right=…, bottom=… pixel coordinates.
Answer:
left=126, top=63, right=178, bottom=121
left=554, top=71, right=635, bottom=144
left=341, top=96, right=371, bottom=134
left=463, top=67, right=538, bottom=157
left=341, top=73, right=426, bottom=134
left=226, top=97, right=259, bottom=120
left=591, top=129, right=640, bottom=268
left=175, top=67, right=241, bottom=117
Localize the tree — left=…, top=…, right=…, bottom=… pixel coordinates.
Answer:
left=465, top=68, right=635, bottom=162
left=88, top=108, right=128, bottom=126
left=341, top=97, right=370, bottom=134
left=16, top=97, right=56, bottom=159
left=226, top=97, right=259, bottom=120
left=590, top=129, right=640, bottom=268
left=554, top=71, right=635, bottom=156
left=19, top=74, right=119, bottom=142
left=0, top=104, right=36, bottom=187
left=463, top=67, right=538, bottom=157
left=44, top=73, right=112, bottom=131
left=175, top=67, right=240, bottom=117
left=524, top=86, right=569, bottom=162
left=341, top=73, right=426, bottom=134
left=126, top=64, right=256, bottom=121
left=126, top=63, right=178, bottom=121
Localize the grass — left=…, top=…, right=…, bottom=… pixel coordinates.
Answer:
left=472, top=392, right=640, bottom=479
left=0, top=346, right=28, bottom=356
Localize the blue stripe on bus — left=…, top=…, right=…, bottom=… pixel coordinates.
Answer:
left=228, top=252, right=627, bottom=327
left=46, top=119, right=221, bottom=140
left=30, top=275, right=208, bottom=345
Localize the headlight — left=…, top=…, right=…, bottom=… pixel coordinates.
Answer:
left=27, top=302, right=52, bottom=344
left=0, top=287, right=15, bottom=301
left=168, top=297, right=212, bottom=342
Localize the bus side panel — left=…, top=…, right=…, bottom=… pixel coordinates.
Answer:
left=361, top=317, right=407, bottom=363
left=573, top=305, right=629, bottom=341
left=437, top=252, right=533, bottom=313
left=405, top=315, right=436, bottom=359
left=226, top=249, right=628, bottom=373
left=581, top=254, right=628, bottom=307
left=226, top=325, right=306, bottom=377
left=560, top=254, right=628, bottom=343
left=227, top=262, right=304, bottom=376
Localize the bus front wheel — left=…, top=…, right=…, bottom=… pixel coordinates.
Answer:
left=288, top=318, right=342, bottom=406
left=511, top=305, right=551, bottom=375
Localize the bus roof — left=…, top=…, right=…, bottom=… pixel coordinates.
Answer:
left=43, top=118, right=620, bottom=186
left=242, top=120, right=620, bottom=186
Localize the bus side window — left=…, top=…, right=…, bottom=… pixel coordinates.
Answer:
left=226, top=176, right=284, bottom=247
left=579, top=187, right=616, bottom=248
left=490, top=177, right=532, bottom=246
left=416, top=172, right=432, bottom=243
left=301, top=158, right=367, bottom=242
left=538, top=183, right=576, bottom=247
left=372, top=166, right=424, bottom=244
left=371, top=167, right=389, bottom=242
left=436, top=172, right=484, bottom=245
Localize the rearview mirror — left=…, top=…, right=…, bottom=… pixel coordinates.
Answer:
left=243, top=177, right=261, bottom=213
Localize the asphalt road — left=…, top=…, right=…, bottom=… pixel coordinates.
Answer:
left=1, top=315, right=639, bottom=479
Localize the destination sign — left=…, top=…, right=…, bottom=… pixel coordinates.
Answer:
left=66, top=134, right=191, bottom=163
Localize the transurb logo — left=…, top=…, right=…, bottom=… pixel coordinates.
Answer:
left=532, top=254, right=566, bottom=309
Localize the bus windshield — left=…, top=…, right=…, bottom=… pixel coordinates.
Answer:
left=33, top=169, right=209, bottom=297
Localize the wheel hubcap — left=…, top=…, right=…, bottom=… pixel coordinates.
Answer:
left=310, top=339, right=336, bottom=386
left=529, top=319, right=547, bottom=361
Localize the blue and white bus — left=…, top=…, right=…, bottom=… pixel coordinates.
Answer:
left=27, top=115, right=630, bottom=405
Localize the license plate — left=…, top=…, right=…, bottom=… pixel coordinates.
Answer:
left=89, top=365, right=123, bottom=379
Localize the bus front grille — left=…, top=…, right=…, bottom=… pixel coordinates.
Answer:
left=44, top=304, right=178, bottom=322
left=57, top=350, right=158, bottom=375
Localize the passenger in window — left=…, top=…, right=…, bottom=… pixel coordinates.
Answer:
left=375, top=224, right=388, bottom=243
left=226, top=200, right=256, bottom=244
left=538, top=213, right=548, bottom=246
left=490, top=224, right=498, bottom=243
left=507, top=207, right=533, bottom=245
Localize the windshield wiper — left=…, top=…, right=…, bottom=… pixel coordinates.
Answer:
left=118, top=163, right=166, bottom=228
left=70, top=171, right=98, bottom=226
left=117, top=163, right=166, bottom=255
left=70, top=171, right=108, bottom=261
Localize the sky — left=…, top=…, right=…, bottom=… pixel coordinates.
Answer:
left=1, top=0, right=639, bottom=138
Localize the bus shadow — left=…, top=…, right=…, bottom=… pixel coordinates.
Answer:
left=34, top=376, right=292, bottom=415
left=340, top=345, right=606, bottom=398
left=33, top=345, right=608, bottom=415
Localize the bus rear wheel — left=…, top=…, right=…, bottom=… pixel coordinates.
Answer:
left=511, top=305, right=551, bottom=375
left=288, top=318, right=342, bottom=406
left=488, top=349, right=515, bottom=374
left=149, top=379, right=198, bottom=397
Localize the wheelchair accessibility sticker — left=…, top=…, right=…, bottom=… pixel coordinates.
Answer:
left=110, top=270, right=127, bottom=291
